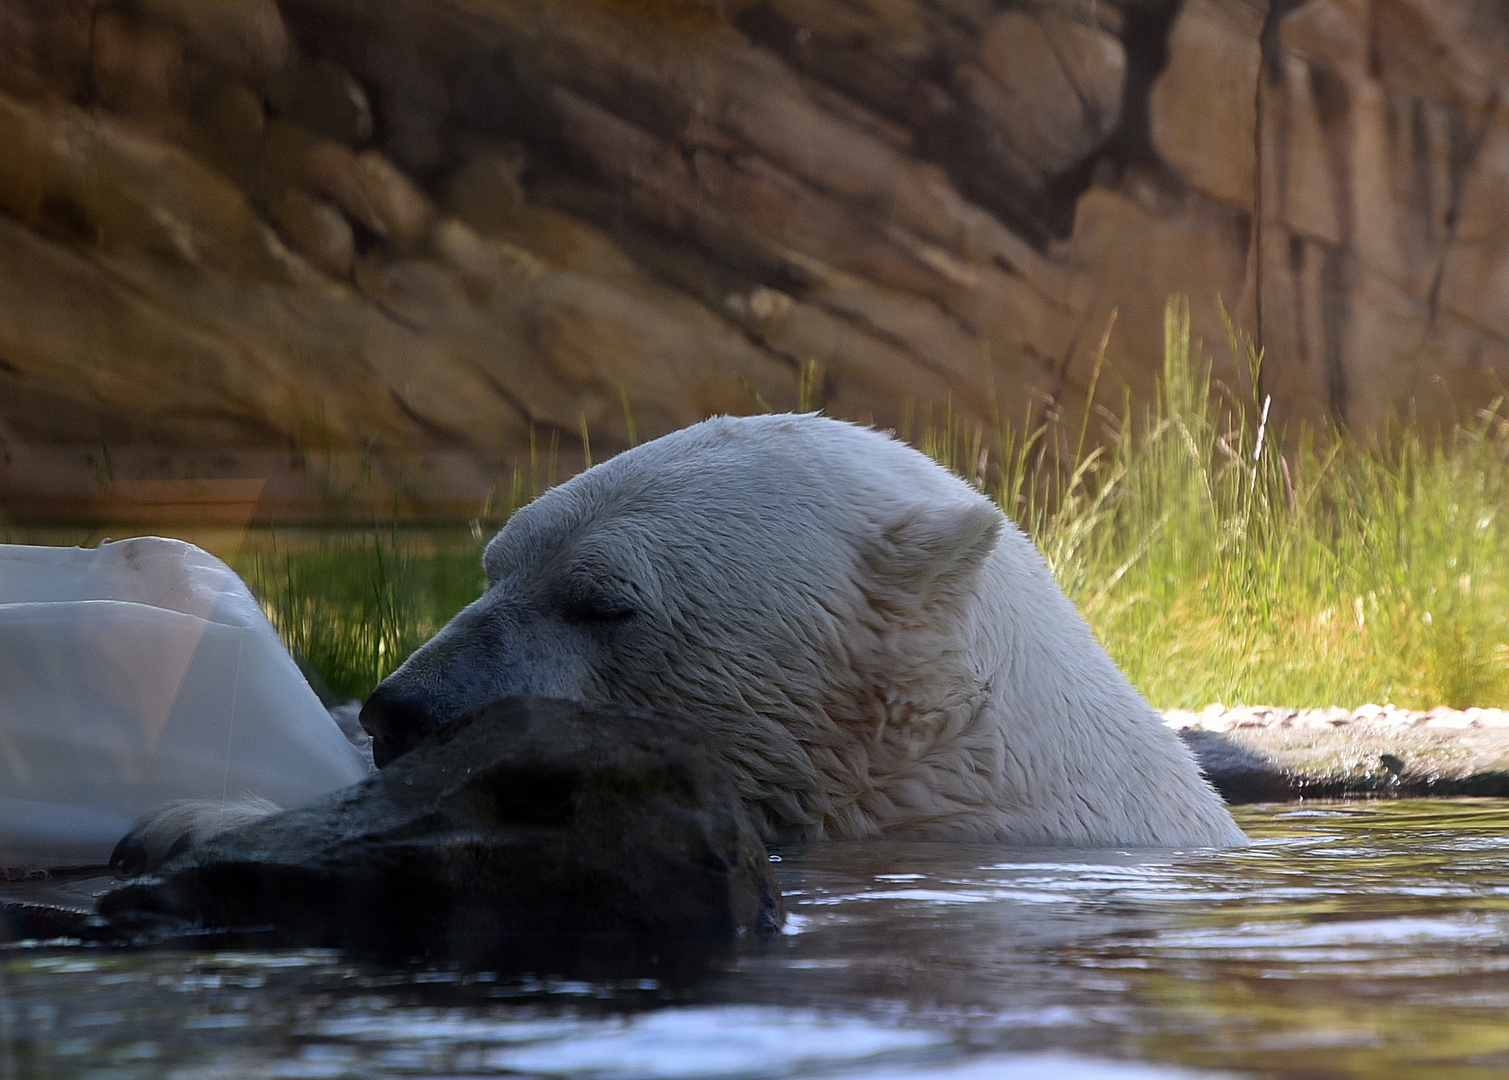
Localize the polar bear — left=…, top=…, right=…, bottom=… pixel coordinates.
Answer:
left=357, top=414, right=1243, bottom=848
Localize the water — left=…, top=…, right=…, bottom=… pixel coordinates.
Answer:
left=6, top=799, right=1509, bottom=1079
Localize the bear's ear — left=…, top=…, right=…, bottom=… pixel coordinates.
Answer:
left=864, top=498, right=1002, bottom=610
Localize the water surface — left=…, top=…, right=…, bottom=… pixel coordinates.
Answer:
left=6, top=799, right=1509, bottom=1078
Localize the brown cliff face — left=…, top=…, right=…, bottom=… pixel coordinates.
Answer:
left=0, top=0, right=1505, bottom=519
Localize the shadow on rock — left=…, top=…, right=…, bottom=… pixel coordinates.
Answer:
left=1179, top=719, right=1509, bottom=804
left=97, top=697, right=783, bottom=975
left=1178, top=729, right=1300, bottom=803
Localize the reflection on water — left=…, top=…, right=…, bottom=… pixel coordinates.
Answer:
left=6, top=799, right=1509, bottom=1078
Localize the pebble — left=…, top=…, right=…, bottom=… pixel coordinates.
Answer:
left=1163, top=704, right=1507, bottom=732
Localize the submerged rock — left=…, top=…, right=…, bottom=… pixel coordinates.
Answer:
left=97, top=697, right=783, bottom=961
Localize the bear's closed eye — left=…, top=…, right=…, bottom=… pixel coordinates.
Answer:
left=561, top=580, right=639, bottom=623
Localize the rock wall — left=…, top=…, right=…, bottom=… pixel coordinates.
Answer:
left=0, top=0, right=1506, bottom=518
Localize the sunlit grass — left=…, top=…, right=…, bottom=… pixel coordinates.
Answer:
left=230, top=527, right=486, bottom=703
left=229, top=449, right=556, bottom=701
left=991, top=299, right=1509, bottom=711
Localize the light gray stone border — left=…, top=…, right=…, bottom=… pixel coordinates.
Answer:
left=1165, top=706, right=1509, bottom=803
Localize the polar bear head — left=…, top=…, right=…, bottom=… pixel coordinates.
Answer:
left=360, top=413, right=1004, bottom=840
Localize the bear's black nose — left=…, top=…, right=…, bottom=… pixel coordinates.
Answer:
left=359, top=685, right=441, bottom=768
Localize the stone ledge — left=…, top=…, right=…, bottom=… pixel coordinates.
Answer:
left=1166, top=706, right=1509, bottom=803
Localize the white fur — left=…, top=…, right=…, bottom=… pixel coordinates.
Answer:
left=374, top=414, right=1245, bottom=848
left=110, top=796, right=282, bottom=876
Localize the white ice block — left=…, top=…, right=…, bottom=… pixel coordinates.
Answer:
left=0, top=537, right=370, bottom=868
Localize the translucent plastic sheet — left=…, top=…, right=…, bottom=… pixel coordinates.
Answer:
left=0, top=537, right=370, bottom=868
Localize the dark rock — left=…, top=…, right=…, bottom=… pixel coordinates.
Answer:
left=282, top=57, right=372, bottom=145
left=97, top=697, right=783, bottom=963
left=0, top=901, right=90, bottom=943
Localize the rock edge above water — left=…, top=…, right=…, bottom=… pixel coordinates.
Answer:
left=1167, top=706, right=1509, bottom=803
left=94, top=697, right=783, bottom=963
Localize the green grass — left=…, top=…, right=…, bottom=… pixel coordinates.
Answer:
left=990, top=299, right=1509, bottom=711
left=229, top=457, right=546, bottom=702
left=231, top=526, right=487, bottom=703
left=226, top=298, right=1509, bottom=710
